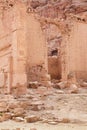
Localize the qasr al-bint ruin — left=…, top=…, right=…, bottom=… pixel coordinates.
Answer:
left=1, top=0, right=87, bottom=129
left=0, top=0, right=87, bottom=95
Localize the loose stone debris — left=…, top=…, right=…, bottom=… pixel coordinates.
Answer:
left=0, top=0, right=87, bottom=129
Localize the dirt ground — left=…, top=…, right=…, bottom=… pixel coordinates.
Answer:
left=0, top=120, right=87, bottom=130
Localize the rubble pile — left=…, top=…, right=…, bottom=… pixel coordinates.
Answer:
left=0, top=82, right=87, bottom=124
left=0, top=0, right=87, bottom=125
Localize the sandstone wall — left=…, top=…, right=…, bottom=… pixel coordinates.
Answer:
left=26, top=13, right=48, bottom=83
left=66, top=21, right=87, bottom=80
left=0, top=1, right=48, bottom=94
left=0, top=1, right=28, bottom=94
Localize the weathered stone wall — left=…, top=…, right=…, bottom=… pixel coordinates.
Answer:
left=0, top=1, right=28, bottom=94
left=26, top=13, right=48, bottom=83
left=0, top=1, right=48, bottom=94
left=65, top=21, right=87, bottom=80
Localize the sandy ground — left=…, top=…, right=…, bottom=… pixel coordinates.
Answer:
left=0, top=121, right=87, bottom=130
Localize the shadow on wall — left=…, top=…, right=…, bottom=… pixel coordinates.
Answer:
left=48, top=56, right=61, bottom=79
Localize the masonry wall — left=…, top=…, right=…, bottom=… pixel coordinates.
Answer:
left=0, top=1, right=28, bottom=94
left=26, top=13, right=48, bottom=83
left=66, top=21, right=87, bottom=80
left=0, top=1, right=48, bottom=94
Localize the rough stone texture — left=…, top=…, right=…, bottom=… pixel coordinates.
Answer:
left=25, top=115, right=40, bottom=123
left=48, top=56, right=61, bottom=79
left=0, top=88, right=87, bottom=124
left=0, top=1, right=28, bottom=94
left=0, top=0, right=87, bottom=95
left=65, top=20, right=87, bottom=80
left=30, top=128, right=37, bottom=130
left=0, top=0, right=48, bottom=94
left=32, top=0, right=87, bottom=81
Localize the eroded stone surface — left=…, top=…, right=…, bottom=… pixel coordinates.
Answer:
left=0, top=0, right=49, bottom=95
left=0, top=0, right=87, bottom=126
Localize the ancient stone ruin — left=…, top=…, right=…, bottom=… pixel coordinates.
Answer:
left=0, top=0, right=87, bottom=95
left=0, top=0, right=49, bottom=95
left=0, top=0, right=87, bottom=128
left=64, top=17, right=87, bottom=80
